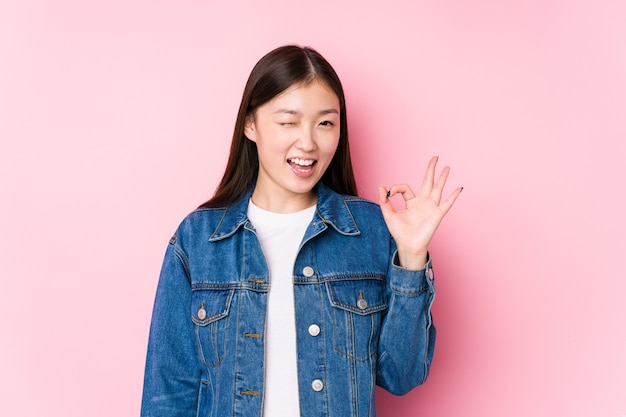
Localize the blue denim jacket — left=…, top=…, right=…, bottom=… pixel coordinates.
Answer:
left=141, top=182, right=436, bottom=417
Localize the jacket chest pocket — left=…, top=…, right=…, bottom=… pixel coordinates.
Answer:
left=191, top=288, right=235, bottom=368
left=325, top=278, right=387, bottom=362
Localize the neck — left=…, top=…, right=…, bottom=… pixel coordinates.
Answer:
left=250, top=188, right=317, bottom=213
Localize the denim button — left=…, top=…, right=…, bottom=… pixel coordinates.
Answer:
left=197, top=302, right=207, bottom=320
left=311, top=379, right=324, bottom=391
left=357, top=298, right=368, bottom=310
left=302, top=266, right=314, bottom=277
left=308, top=324, right=320, bottom=336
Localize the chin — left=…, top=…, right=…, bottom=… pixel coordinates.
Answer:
left=287, top=181, right=318, bottom=196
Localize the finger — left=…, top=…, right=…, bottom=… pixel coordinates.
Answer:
left=440, top=186, right=463, bottom=215
left=387, top=183, right=416, bottom=201
left=420, top=155, right=439, bottom=195
left=378, top=185, right=396, bottom=218
left=432, top=165, right=451, bottom=203
left=378, top=185, right=389, bottom=205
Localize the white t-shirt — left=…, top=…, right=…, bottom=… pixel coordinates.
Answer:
left=247, top=201, right=316, bottom=417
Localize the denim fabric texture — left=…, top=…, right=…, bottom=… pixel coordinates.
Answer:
left=141, top=182, right=436, bottom=417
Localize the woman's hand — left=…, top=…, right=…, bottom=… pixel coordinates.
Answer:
left=378, top=156, right=462, bottom=270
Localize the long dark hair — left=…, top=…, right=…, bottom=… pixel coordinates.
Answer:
left=200, top=45, right=357, bottom=208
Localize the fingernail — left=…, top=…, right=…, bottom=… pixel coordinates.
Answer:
left=386, top=190, right=391, bottom=198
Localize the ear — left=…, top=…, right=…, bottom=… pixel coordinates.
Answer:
left=243, top=115, right=257, bottom=142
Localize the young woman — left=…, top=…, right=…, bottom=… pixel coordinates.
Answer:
left=141, top=45, right=461, bottom=417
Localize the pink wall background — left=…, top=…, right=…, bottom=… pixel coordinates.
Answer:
left=1, top=1, right=625, bottom=416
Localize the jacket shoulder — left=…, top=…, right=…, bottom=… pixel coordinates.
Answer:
left=170, top=207, right=228, bottom=244
left=342, top=195, right=383, bottom=214
left=340, top=195, right=387, bottom=229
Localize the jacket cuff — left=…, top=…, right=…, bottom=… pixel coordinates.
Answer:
left=389, top=251, right=435, bottom=294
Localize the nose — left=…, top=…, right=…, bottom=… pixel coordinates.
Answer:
left=296, top=127, right=316, bottom=152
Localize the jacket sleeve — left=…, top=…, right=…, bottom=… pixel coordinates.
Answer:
left=376, top=246, right=436, bottom=395
left=141, top=236, right=201, bottom=416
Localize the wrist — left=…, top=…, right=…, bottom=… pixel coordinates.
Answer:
left=396, top=249, right=428, bottom=271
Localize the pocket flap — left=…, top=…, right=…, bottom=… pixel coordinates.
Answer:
left=326, top=278, right=387, bottom=315
left=191, top=289, right=235, bottom=325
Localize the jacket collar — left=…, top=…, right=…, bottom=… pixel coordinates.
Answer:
left=209, top=182, right=360, bottom=241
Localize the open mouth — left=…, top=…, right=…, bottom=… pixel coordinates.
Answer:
left=287, top=158, right=317, bottom=172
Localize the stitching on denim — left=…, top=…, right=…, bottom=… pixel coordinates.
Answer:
left=206, top=206, right=249, bottom=241
left=208, top=207, right=229, bottom=241
left=210, top=318, right=219, bottom=367
left=172, top=244, right=191, bottom=283
left=192, top=290, right=233, bottom=368
left=195, top=324, right=207, bottom=367
left=312, top=198, right=360, bottom=236
left=349, top=314, right=358, bottom=416
left=329, top=300, right=386, bottom=315
left=348, top=306, right=355, bottom=357
left=191, top=289, right=235, bottom=326
left=212, top=315, right=228, bottom=369
left=191, top=282, right=268, bottom=292
left=293, top=273, right=386, bottom=284
left=389, top=285, right=428, bottom=296
left=231, top=289, right=241, bottom=414
left=195, top=321, right=227, bottom=369
left=195, top=379, right=205, bottom=416
left=332, top=307, right=377, bottom=362
left=210, top=363, right=218, bottom=416
left=325, top=280, right=388, bottom=315
left=192, top=311, right=227, bottom=326
left=328, top=274, right=385, bottom=281
left=341, top=195, right=383, bottom=208
left=421, top=292, right=435, bottom=384
left=299, top=213, right=328, bottom=253
left=341, top=197, right=360, bottom=235
left=368, top=326, right=376, bottom=417
left=422, top=318, right=430, bottom=385
left=368, top=312, right=375, bottom=367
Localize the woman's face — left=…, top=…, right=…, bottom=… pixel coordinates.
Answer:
left=244, top=80, right=341, bottom=212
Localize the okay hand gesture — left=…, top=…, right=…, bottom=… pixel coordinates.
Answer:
left=378, top=156, right=462, bottom=270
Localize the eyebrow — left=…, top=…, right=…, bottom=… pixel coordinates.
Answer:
left=273, top=109, right=339, bottom=116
